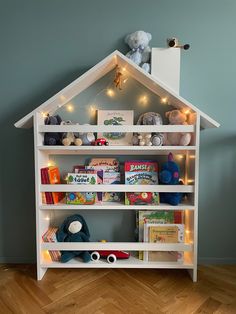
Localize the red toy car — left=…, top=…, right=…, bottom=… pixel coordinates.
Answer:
left=94, top=138, right=109, bottom=146
left=91, top=250, right=130, bottom=264
left=126, top=192, right=153, bottom=205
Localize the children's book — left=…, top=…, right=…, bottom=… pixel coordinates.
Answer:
left=125, top=160, right=159, bottom=205
left=48, top=167, right=64, bottom=204
left=137, top=211, right=183, bottom=260
left=143, top=224, right=184, bottom=262
left=97, top=110, right=134, bottom=145
left=41, top=167, right=54, bottom=204
left=42, top=227, right=61, bottom=262
left=88, top=158, right=119, bottom=170
left=67, top=173, right=97, bottom=185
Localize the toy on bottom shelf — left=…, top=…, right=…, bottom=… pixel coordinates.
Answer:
left=124, top=30, right=152, bottom=73
left=90, top=240, right=130, bottom=264
left=56, top=214, right=91, bottom=263
left=164, top=110, right=191, bottom=146
left=132, top=112, right=164, bottom=146
left=159, top=153, right=183, bottom=205
left=44, top=114, right=62, bottom=145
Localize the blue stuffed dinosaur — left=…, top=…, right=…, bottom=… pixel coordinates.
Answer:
left=56, top=214, right=91, bottom=263
left=159, top=153, right=183, bottom=205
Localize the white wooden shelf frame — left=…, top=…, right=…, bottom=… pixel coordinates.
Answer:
left=33, top=112, right=200, bottom=282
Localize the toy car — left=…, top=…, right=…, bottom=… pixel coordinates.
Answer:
left=94, top=138, right=109, bottom=146
left=90, top=250, right=130, bottom=264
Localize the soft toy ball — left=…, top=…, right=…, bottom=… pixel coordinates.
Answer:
left=78, top=124, right=95, bottom=145
left=56, top=214, right=91, bottom=263
left=132, top=112, right=164, bottom=146
left=159, top=153, right=183, bottom=205
left=125, top=30, right=152, bottom=73
left=44, top=114, right=62, bottom=145
left=164, top=110, right=191, bottom=146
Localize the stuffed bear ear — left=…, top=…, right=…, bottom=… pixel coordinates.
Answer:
left=146, top=32, right=152, bottom=41
left=124, top=34, right=131, bottom=44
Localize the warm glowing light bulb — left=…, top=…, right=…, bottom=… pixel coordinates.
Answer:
left=186, top=230, right=190, bottom=234
left=47, top=161, right=53, bottom=167
left=90, top=105, right=96, bottom=114
left=184, top=109, right=190, bottom=115
left=139, top=95, right=148, bottom=106
left=41, top=112, right=48, bottom=118
left=107, top=89, right=115, bottom=97
left=123, top=78, right=128, bottom=84
left=176, top=154, right=184, bottom=160
left=161, top=97, right=167, bottom=104
left=189, top=155, right=196, bottom=159
left=187, top=179, right=194, bottom=184
left=67, top=104, right=74, bottom=112
left=45, top=216, right=50, bottom=221
left=122, top=67, right=127, bottom=72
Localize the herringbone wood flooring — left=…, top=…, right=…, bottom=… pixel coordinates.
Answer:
left=0, top=264, right=235, bottom=313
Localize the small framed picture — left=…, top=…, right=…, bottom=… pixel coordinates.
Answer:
left=97, top=110, right=134, bottom=145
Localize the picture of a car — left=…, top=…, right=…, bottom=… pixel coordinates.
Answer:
left=90, top=250, right=130, bottom=264
left=94, top=138, right=109, bottom=146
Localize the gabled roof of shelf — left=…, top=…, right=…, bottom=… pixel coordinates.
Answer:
left=15, top=50, right=220, bottom=129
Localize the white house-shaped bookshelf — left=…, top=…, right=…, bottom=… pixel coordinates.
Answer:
left=15, top=50, right=219, bottom=281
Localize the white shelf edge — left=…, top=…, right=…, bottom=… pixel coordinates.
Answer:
left=38, top=124, right=195, bottom=133
left=41, top=242, right=193, bottom=252
left=39, top=201, right=195, bottom=211
left=40, top=184, right=194, bottom=193
left=41, top=256, right=194, bottom=269
left=37, top=145, right=196, bottom=155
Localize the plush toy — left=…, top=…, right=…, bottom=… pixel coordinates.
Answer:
left=56, top=214, right=91, bottom=263
left=125, top=30, right=152, bottom=73
left=159, top=153, right=183, bottom=205
left=61, top=121, right=82, bottom=146
left=78, top=124, right=95, bottom=145
left=132, top=112, right=164, bottom=146
left=164, top=110, right=191, bottom=146
left=44, top=114, right=62, bottom=145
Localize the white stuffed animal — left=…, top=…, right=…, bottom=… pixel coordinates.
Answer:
left=164, top=110, right=191, bottom=146
left=61, top=121, right=82, bottom=146
left=125, top=30, right=152, bottom=73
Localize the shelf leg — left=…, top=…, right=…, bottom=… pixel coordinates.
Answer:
left=37, top=267, right=48, bottom=280
left=187, top=268, right=197, bottom=282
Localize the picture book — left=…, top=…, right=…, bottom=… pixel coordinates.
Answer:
left=42, top=227, right=61, bottom=262
left=67, top=173, right=97, bottom=185
left=102, top=172, right=121, bottom=203
left=48, top=167, right=64, bottom=204
left=97, top=110, right=134, bottom=145
left=125, top=171, right=158, bottom=185
left=137, top=211, right=183, bottom=260
left=89, top=158, right=119, bottom=169
left=125, top=161, right=158, bottom=173
left=41, top=167, right=54, bottom=204
left=143, top=224, right=184, bottom=262
left=66, top=192, right=96, bottom=205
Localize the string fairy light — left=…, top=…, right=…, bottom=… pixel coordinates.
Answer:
left=161, top=97, right=168, bottom=104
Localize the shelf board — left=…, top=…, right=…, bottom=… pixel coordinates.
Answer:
left=40, top=184, right=194, bottom=193
left=41, top=242, right=193, bottom=252
left=39, top=200, right=195, bottom=211
left=41, top=255, right=194, bottom=269
left=38, top=124, right=195, bottom=133
left=37, top=145, right=196, bottom=155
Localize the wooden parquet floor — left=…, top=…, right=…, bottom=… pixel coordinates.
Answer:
left=0, top=264, right=235, bottom=314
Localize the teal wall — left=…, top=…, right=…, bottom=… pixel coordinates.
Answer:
left=0, top=0, right=235, bottom=263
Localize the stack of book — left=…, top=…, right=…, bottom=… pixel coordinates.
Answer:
left=41, top=167, right=64, bottom=204
left=42, top=227, right=61, bottom=262
left=136, top=210, right=184, bottom=261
